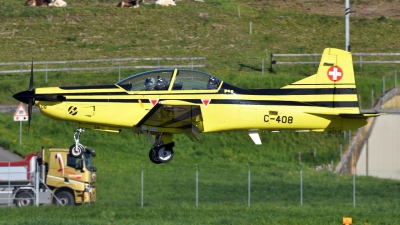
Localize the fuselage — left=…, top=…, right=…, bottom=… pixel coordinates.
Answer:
left=32, top=68, right=365, bottom=134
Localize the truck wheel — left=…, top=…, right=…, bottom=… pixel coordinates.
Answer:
left=69, top=143, right=85, bottom=158
left=15, top=191, right=34, bottom=207
left=54, top=191, right=75, bottom=206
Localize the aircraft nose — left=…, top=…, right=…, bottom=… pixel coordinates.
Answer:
left=13, top=89, right=35, bottom=104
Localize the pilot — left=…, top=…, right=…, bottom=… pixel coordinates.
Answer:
left=207, top=77, right=220, bottom=89
left=143, top=77, right=155, bottom=90
left=154, top=76, right=168, bottom=90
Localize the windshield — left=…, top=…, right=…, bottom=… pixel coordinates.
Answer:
left=116, top=69, right=174, bottom=91
left=116, top=69, right=222, bottom=91
left=83, top=152, right=96, bottom=172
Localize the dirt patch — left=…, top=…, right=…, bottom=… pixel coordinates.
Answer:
left=248, top=0, right=400, bottom=19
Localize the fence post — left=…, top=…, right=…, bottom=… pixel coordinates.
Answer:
left=366, top=138, right=369, bottom=176
left=35, top=167, right=39, bottom=206
left=262, top=59, right=264, bottom=76
left=340, top=142, right=343, bottom=162
left=300, top=154, right=303, bottom=206
left=8, top=162, right=11, bottom=206
left=141, top=165, right=144, bottom=207
left=348, top=130, right=351, bottom=145
left=360, top=55, right=363, bottom=68
left=195, top=164, right=198, bottom=207
left=314, top=54, right=317, bottom=69
left=249, top=21, right=252, bottom=35
left=45, top=64, right=48, bottom=83
left=118, top=64, right=121, bottom=81
left=247, top=164, right=250, bottom=207
left=383, top=76, right=385, bottom=94
left=395, top=70, right=397, bottom=87
left=371, top=89, right=374, bottom=108
left=353, top=156, right=356, bottom=208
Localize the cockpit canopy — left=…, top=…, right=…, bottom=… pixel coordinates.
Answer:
left=116, top=69, right=222, bottom=91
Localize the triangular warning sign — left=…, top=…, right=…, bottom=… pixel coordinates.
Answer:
left=149, top=99, right=159, bottom=107
left=14, top=103, right=29, bottom=121
left=201, top=99, right=211, bottom=108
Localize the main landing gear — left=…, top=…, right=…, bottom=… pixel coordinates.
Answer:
left=148, top=133, right=174, bottom=164
left=69, top=128, right=86, bottom=158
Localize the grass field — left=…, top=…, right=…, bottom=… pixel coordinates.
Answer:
left=1, top=0, right=400, bottom=224
left=1, top=113, right=400, bottom=224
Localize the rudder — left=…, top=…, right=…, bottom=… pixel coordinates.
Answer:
left=282, top=48, right=359, bottom=111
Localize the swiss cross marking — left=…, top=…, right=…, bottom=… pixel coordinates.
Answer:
left=327, top=66, right=343, bottom=82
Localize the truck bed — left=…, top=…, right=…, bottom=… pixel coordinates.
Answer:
left=0, top=153, right=36, bottom=182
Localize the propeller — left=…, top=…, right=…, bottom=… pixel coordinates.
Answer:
left=13, top=58, right=35, bottom=133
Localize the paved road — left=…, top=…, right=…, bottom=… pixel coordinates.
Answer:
left=0, top=147, right=23, bottom=162
left=0, top=105, right=29, bottom=162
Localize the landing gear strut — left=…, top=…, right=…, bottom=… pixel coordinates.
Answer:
left=148, top=133, right=174, bottom=164
left=69, top=128, right=85, bottom=158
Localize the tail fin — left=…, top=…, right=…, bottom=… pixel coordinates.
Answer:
left=282, top=48, right=360, bottom=113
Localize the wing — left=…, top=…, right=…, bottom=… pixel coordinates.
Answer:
left=135, top=100, right=203, bottom=141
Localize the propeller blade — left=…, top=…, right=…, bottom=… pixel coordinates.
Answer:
left=29, top=57, right=34, bottom=91
left=28, top=99, right=33, bottom=133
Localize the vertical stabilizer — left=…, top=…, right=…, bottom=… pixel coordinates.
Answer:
left=282, top=48, right=359, bottom=112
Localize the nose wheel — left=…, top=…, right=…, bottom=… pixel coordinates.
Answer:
left=69, top=128, right=85, bottom=158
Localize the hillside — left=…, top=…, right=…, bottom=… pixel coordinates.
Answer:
left=1, top=0, right=400, bottom=62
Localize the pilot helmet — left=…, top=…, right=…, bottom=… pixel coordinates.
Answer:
left=144, top=77, right=155, bottom=89
left=155, top=76, right=168, bottom=90
left=207, top=77, right=220, bottom=89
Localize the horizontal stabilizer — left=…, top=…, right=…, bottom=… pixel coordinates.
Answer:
left=339, top=113, right=379, bottom=119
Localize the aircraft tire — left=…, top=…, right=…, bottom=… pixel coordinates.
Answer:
left=14, top=191, right=34, bottom=207
left=157, top=146, right=174, bottom=163
left=149, top=148, right=162, bottom=164
left=69, top=143, right=85, bottom=158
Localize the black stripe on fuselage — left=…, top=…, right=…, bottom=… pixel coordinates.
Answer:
left=249, top=88, right=357, bottom=95
left=59, top=98, right=358, bottom=108
left=60, top=85, right=117, bottom=90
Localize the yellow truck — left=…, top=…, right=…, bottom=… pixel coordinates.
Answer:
left=0, top=147, right=96, bottom=207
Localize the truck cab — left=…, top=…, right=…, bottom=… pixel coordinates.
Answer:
left=46, top=148, right=97, bottom=205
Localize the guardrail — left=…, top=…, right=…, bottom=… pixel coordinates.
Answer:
left=0, top=57, right=206, bottom=75
left=270, top=52, right=400, bottom=68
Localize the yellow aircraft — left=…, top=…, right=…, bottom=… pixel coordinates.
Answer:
left=13, top=48, right=378, bottom=164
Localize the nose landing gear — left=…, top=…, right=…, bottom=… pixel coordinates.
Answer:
left=148, top=133, right=174, bottom=164
left=69, top=128, right=85, bottom=158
